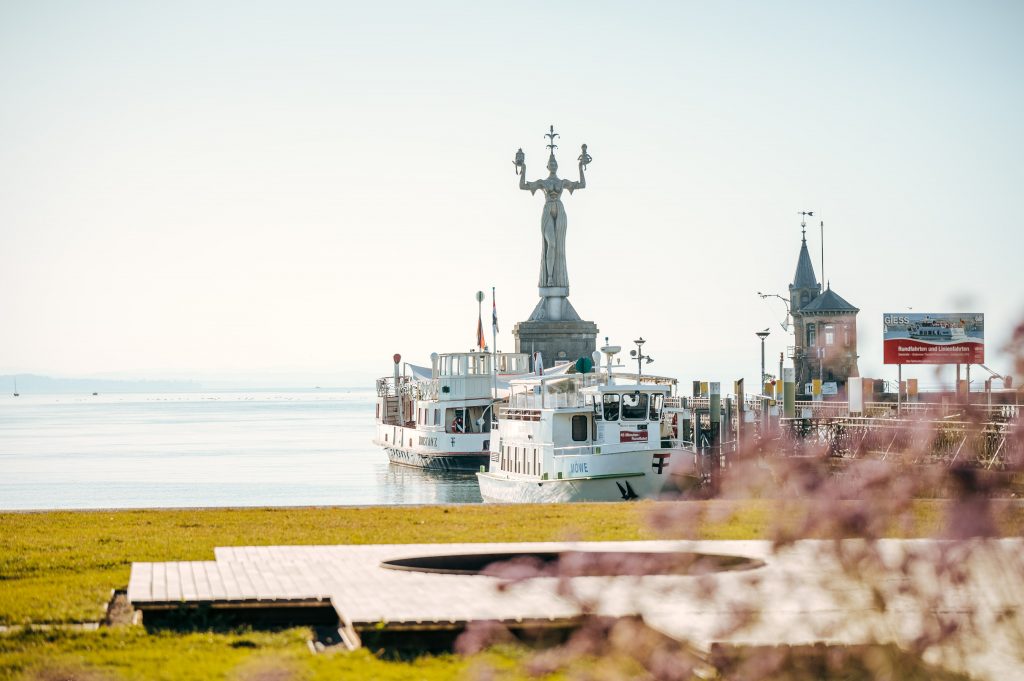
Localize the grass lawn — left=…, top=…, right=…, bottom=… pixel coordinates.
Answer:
left=1, top=500, right=1019, bottom=680
left=0, top=628, right=552, bottom=681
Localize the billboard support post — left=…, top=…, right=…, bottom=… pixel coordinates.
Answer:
left=897, top=364, right=902, bottom=417
left=966, top=364, right=971, bottom=406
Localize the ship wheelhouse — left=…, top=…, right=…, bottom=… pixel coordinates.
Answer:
left=493, top=373, right=675, bottom=479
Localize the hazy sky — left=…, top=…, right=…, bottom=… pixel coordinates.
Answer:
left=2, top=0, right=1022, bottom=389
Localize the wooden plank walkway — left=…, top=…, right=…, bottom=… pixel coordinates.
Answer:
left=131, top=540, right=716, bottom=625
left=127, top=538, right=1024, bottom=681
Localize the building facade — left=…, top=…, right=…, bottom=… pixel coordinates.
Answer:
left=788, top=228, right=860, bottom=397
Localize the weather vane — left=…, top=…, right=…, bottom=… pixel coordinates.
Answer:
left=798, top=210, right=814, bottom=238
left=544, top=125, right=559, bottom=152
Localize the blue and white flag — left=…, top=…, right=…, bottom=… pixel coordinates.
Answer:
left=491, top=287, right=499, bottom=335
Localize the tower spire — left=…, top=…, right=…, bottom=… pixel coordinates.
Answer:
left=798, top=211, right=813, bottom=243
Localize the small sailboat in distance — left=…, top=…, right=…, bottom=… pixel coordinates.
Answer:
left=13, top=377, right=19, bottom=397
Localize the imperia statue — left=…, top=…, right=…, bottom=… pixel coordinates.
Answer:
left=514, top=126, right=590, bottom=290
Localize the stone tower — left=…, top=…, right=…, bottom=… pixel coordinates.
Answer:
left=789, top=225, right=859, bottom=396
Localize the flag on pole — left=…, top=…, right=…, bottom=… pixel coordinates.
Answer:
left=477, top=312, right=486, bottom=350
left=491, top=287, right=499, bottom=334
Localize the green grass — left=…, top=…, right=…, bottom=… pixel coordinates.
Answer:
left=6, top=500, right=1020, bottom=625
left=0, top=628, right=546, bottom=681
left=0, top=504, right=659, bottom=625
left=1, top=501, right=1020, bottom=680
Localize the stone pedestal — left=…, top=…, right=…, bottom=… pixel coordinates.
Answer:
left=513, top=319, right=599, bottom=369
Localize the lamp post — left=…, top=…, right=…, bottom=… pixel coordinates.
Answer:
left=756, top=329, right=771, bottom=394
left=757, top=292, right=792, bottom=331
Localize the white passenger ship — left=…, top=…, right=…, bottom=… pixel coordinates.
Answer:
left=373, top=351, right=531, bottom=472
left=908, top=319, right=968, bottom=342
left=477, top=359, right=681, bottom=502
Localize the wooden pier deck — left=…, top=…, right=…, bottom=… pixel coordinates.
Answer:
left=128, top=538, right=1024, bottom=680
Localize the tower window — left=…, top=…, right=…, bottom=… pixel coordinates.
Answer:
left=807, top=324, right=816, bottom=347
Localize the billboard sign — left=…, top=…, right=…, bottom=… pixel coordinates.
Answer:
left=883, top=313, right=984, bottom=365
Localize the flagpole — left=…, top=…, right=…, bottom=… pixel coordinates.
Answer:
left=491, top=287, right=498, bottom=404
left=475, top=290, right=484, bottom=351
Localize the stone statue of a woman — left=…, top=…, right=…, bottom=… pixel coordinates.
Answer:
left=517, top=150, right=586, bottom=290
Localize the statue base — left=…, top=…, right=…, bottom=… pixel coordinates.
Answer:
left=513, top=318, right=599, bottom=369
left=527, top=288, right=581, bottom=322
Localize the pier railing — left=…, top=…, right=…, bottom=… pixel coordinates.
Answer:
left=780, top=416, right=1021, bottom=469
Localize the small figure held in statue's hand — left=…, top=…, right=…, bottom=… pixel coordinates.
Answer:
left=513, top=148, right=525, bottom=175
left=578, top=144, right=592, bottom=170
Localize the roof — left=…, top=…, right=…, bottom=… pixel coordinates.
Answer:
left=799, top=286, right=858, bottom=314
left=792, top=237, right=819, bottom=289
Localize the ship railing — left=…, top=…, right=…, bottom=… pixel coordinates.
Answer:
left=664, top=395, right=765, bottom=412
left=376, top=375, right=420, bottom=398
left=499, top=407, right=541, bottom=422
left=605, top=373, right=677, bottom=387
left=403, top=379, right=439, bottom=401
left=552, top=443, right=600, bottom=457
left=552, top=442, right=655, bottom=457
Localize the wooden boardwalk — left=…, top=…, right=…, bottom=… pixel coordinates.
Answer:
left=128, top=538, right=1024, bottom=680
left=129, top=541, right=705, bottom=631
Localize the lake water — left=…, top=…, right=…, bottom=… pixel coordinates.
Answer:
left=0, top=390, right=483, bottom=510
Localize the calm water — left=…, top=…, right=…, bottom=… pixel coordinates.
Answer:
left=0, top=390, right=483, bottom=509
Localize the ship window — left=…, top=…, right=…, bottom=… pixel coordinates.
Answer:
left=376, top=404, right=380, bottom=419
left=571, top=415, right=588, bottom=441
left=591, top=395, right=603, bottom=420
left=621, top=393, right=648, bottom=420
left=603, top=394, right=620, bottom=421
left=649, top=394, right=663, bottom=420
left=446, top=408, right=466, bottom=433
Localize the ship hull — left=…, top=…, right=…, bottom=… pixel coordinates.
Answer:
left=477, top=471, right=659, bottom=503
left=381, top=444, right=489, bottom=472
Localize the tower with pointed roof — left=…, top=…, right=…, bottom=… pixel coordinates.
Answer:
left=788, top=219, right=860, bottom=396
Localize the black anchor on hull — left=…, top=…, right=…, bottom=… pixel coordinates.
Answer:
left=616, top=481, right=639, bottom=500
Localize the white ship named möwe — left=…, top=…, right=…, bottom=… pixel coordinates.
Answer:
left=373, top=351, right=531, bottom=472
left=477, top=348, right=681, bottom=502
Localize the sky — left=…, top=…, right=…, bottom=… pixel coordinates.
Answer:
left=1, top=0, right=1022, bottom=390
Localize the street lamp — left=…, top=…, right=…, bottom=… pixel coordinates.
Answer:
left=756, top=329, right=771, bottom=394
left=757, top=292, right=792, bottom=331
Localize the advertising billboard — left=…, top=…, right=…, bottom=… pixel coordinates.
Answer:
left=882, top=313, right=984, bottom=365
